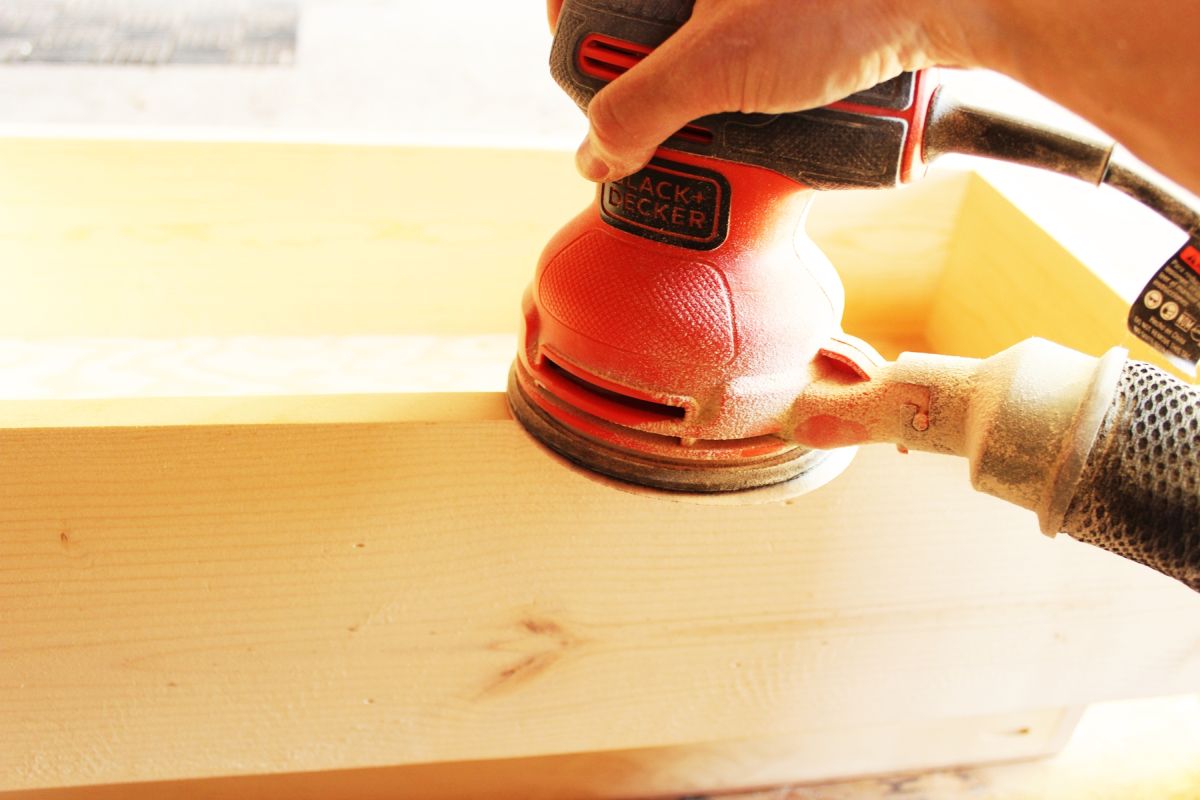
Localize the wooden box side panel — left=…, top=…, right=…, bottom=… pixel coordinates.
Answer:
left=926, top=173, right=1188, bottom=377
left=3, top=422, right=1199, bottom=790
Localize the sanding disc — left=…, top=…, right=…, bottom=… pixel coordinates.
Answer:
left=507, top=365, right=855, bottom=504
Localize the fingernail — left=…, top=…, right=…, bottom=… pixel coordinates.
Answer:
left=575, top=136, right=611, bottom=182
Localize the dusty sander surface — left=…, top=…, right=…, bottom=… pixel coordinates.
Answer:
left=506, top=366, right=856, bottom=504
left=1064, top=361, right=1200, bottom=590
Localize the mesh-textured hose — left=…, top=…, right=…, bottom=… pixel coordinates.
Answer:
left=1062, top=361, right=1200, bottom=590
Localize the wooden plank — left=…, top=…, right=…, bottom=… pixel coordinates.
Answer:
left=3, top=419, right=1199, bottom=790
left=11, top=695, right=1200, bottom=799
left=809, top=170, right=970, bottom=340
left=925, top=172, right=1189, bottom=378
left=0, top=707, right=1080, bottom=800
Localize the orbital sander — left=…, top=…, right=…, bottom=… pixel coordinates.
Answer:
left=508, top=0, right=1200, bottom=589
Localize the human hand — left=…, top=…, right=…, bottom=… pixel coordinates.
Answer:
left=551, top=0, right=973, bottom=182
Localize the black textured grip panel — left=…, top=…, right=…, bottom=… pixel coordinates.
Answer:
left=844, top=73, right=914, bottom=111
left=726, top=110, right=907, bottom=188
left=552, top=0, right=914, bottom=189
left=1062, top=361, right=1200, bottom=590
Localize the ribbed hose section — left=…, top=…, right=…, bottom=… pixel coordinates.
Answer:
left=1062, top=361, right=1200, bottom=590
left=1103, top=159, right=1200, bottom=237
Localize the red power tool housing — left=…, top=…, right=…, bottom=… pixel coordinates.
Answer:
left=509, top=0, right=939, bottom=492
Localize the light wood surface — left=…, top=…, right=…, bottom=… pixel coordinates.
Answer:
left=0, top=708, right=1081, bottom=800
left=2, top=420, right=1199, bottom=791
left=728, top=696, right=1200, bottom=800
left=926, top=172, right=1189, bottom=378
left=8, top=697, right=1198, bottom=799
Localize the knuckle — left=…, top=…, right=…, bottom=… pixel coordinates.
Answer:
left=685, top=10, right=758, bottom=111
left=587, top=92, right=636, bottom=156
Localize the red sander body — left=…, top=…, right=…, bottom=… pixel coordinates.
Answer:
left=510, top=2, right=940, bottom=493
left=508, top=0, right=1200, bottom=588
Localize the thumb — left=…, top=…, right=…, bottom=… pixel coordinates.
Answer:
left=575, top=24, right=721, bottom=182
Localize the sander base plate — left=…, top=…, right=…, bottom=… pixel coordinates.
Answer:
left=506, top=364, right=856, bottom=503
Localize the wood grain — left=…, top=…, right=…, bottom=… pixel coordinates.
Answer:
left=2, top=420, right=1199, bottom=790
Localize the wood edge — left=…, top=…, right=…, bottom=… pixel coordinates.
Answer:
left=0, top=335, right=926, bottom=427
left=0, top=392, right=513, bottom=427
left=0, top=708, right=1076, bottom=799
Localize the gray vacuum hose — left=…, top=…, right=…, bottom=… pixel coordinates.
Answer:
left=1061, top=361, right=1200, bottom=590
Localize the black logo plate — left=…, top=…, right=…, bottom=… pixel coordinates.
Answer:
left=600, top=157, right=730, bottom=250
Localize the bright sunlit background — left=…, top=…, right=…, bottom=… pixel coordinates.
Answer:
left=0, top=0, right=1099, bottom=148
left=0, top=0, right=583, bottom=147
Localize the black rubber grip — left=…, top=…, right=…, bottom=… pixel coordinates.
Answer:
left=1062, top=361, right=1200, bottom=591
left=551, top=0, right=917, bottom=189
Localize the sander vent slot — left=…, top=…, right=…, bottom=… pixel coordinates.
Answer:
left=672, top=126, right=714, bottom=145
left=578, top=34, right=649, bottom=80
left=543, top=357, right=687, bottom=424
left=577, top=34, right=713, bottom=147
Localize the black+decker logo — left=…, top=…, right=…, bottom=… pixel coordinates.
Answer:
left=600, top=158, right=730, bottom=250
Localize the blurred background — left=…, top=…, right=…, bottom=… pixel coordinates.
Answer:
left=0, top=0, right=1093, bottom=148
left=0, top=0, right=585, bottom=147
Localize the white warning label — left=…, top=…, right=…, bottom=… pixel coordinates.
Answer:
left=1129, top=239, right=1200, bottom=373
